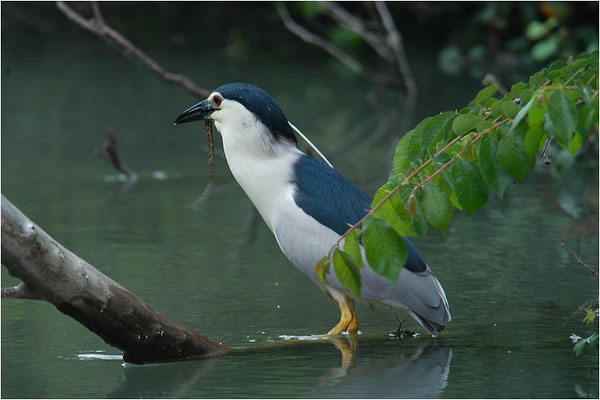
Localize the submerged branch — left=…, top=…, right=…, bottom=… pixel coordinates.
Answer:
left=94, top=130, right=137, bottom=178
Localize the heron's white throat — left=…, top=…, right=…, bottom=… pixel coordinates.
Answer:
left=212, top=100, right=302, bottom=232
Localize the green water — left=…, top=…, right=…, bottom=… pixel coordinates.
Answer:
left=2, top=12, right=598, bottom=399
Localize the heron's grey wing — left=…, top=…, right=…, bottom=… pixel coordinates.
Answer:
left=359, top=265, right=451, bottom=331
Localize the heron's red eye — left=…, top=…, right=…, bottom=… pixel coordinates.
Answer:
left=213, top=95, right=222, bottom=106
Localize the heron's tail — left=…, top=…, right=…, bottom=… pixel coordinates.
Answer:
left=411, top=312, right=446, bottom=336
left=410, top=275, right=451, bottom=337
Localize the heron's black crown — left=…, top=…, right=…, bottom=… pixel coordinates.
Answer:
left=215, top=83, right=297, bottom=144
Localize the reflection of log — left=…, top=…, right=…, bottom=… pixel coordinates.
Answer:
left=1, top=195, right=229, bottom=364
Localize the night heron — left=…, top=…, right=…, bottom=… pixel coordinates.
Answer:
left=174, top=83, right=451, bottom=336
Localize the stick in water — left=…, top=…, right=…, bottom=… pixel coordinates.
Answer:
left=190, top=121, right=215, bottom=208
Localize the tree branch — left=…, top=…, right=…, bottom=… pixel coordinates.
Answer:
left=561, top=242, right=599, bottom=277
left=275, top=2, right=366, bottom=76
left=1, top=194, right=229, bottom=363
left=373, top=2, right=416, bottom=97
left=2, top=282, right=44, bottom=300
left=56, top=1, right=210, bottom=99
left=319, top=2, right=393, bottom=62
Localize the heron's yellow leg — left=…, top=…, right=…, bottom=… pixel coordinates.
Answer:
left=327, top=296, right=359, bottom=336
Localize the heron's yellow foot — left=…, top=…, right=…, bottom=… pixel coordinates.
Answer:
left=326, top=296, right=359, bottom=336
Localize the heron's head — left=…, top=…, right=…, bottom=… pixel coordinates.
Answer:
left=174, top=83, right=297, bottom=151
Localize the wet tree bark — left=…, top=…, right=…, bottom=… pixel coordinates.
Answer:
left=1, top=195, right=230, bottom=364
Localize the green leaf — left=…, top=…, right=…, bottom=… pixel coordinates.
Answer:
left=343, top=228, right=364, bottom=268
left=413, top=195, right=429, bottom=237
left=392, top=130, right=421, bottom=179
left=501, top=100, right=521, bottom=119
left=574, top=332, right=599, bottom=356
left=476, top=119, right=493, bottom=132
left=528, top=101, right=546, bottom=131
left=510, top=82, right=527, bottom=98
left=363, top=218, right=408, bottom=282
left=451, top=158, right=489, bottom=215
left=548, top=90, right=577, bottom=146
left=452, top=114, right=481, bottom=136
left=478, top=135, right=513, bottom=198
left=497, top=129, right=535, bottom=182
left=531, top=36, right=559, bottom=62
left=526, top=20, right=548, bottom=41
left=315, top=256, right=330, bottom=282
left=490, top=101, right=504, bottom=118
left=372, top=186, right=414, bottom=236
left=422, top=184, right=454, bottom=232
left=420, top=112, right=455, bottom=151
left=333, top=248, right=362, bottom=296
left=475, top=85, right=498, bottom=105
left=510, top=96, right=536, bottom=133
left=577, top=105, right=597, bottom=136
left=524, top=126, right=544, bottom=158
left=567, top=131, right=583, bottom=156
left=583, top=308, right=597, bottom=325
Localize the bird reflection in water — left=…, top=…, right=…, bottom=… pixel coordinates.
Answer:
left=311, top=337, right=452, bottom=398
left=111, top=336, right=451, bottom=398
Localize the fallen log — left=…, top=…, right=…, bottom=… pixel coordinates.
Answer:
left=1, top=194, right=229, bottom=363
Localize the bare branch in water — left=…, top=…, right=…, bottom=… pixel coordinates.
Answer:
left=94, top=130, right=137, bottom=178
left=561, top=242, right=598, bottom=277
left=1, top=195, right=228, bottom=363
left=56, top=1, right=210, bottom=99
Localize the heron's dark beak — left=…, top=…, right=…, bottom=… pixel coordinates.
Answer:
left=173, top=100, right=215, bottom=125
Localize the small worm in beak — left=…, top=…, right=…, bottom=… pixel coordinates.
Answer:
left=190, top=120, right=215, bottom=208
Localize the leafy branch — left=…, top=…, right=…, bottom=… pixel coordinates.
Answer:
left=318, top=51, right=599, bottom=294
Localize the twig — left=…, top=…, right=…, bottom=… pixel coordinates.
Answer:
left=564, top=68, right=584, bottom=85
left=540, top=86, right=580, bottom=94
left=373, top=2, right=416, bottom=97
left=90, top=1, right=104, bottom=26
left=56, top=1, right=210, bottom=99
left=561, top=243, right=598, bottom=277
left=586, top=73, right=597, bottom=86
left=94, top=130, right=137, bottom=178
left=1, top=282, right=44, bottom=300
left=401, top=118, right=509, bottom=184
left=276, top=3, right=366, bottom=76
left=319, top=2, right=392, bottom=62
left=541, top=137, right=552, bottom=165
left=412, top=157, right=454, bottom=193
left=334, top=183, right=400, bottom=247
